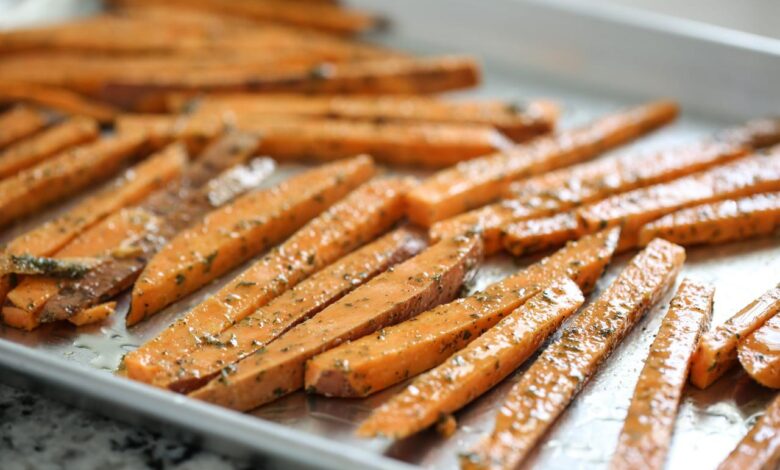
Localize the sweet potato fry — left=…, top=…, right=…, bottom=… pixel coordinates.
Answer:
left=128, top=154, right=376, bottom=323
left=357, top=277, right=584, bottom=439
left=2, top=208, right=162, bottom=331
left=102, top=56, right=481, bottom=111
left=638, top=192, right=780, bottom=247
left=190, top=235, right=483, bottom=410
left=67, top=302, right=116, bottom=326
left=124, top=177, right=411, bottom=386
left=165, top=227, right=427, bottom=393
left=739, top=313, right=780, bottom=389
left=0, top=81, right=118, bottom=123
left=0, top=116, right=99, bottom=179
left=35, top=135, right=270, bottom=324
left=462, top=239, right=685, bottom=470
left=501, top=211, right=582, bottom=257
left=114, top=114, right=223, bottom=154
left=690, top=284, right=780, bottom=389
left=610, top=279, right=714, bottom=470
left=717, top=394, right=780, bottom=470
left=0, top=105, right=48, bottom=150
left=112, top=0, right=382, bottom=35
left=436, top=124, right=766, bottom=253
left=0, top=133, right=149, bottom=227
left=406, top=100, right=678, bottom=227
left=188, top=95, right=559, bottom=142
left=579, top=151, right=780, bottom=250
left=305, top=228, right=620, bottom=398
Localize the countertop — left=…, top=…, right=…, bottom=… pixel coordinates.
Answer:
left=0, top=383, right=247, bottom=470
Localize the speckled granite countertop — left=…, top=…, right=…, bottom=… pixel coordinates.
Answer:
left=0, top=383, right=248, bottom=470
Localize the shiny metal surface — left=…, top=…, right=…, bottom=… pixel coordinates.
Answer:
left=1, top=1, right=779, bottom=469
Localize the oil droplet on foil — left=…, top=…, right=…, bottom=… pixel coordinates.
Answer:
left=73, top=326, right=138, bottom=371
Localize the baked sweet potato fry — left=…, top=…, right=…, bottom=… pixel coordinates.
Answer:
left=0, top=81, right=118, bottom=123
left=738, top=313, right=780, bottom=389
left=0, top=143, right=185, bottom=311
left=0, top=116, right=99, bottom=179
left=357, top=277, right=584, bottom=439
left=2, top=208, right=162, bottom=330
left=463, top=239, right=685, bottom=470
left=102, top=56, right=481, bottom=111
left=188, top=95, right=559, bottom=142
left=190, top=235, right=483, bottom=410
left=638, top=192, right=780, bottom=247
left=128, top=155, right=376, bottom=323
left=67, top=301, right=116, bottom=326
left=406, top=100, right=678, bottom=227
left=115, top=114, right=223, bottom=154
left=165, top=228, right=427, bottom=393
left=430, top=118, right=780, bottom=252
left=579, top=151, right=780, bottom=250
left=34, top=135, right=271, bottom=324
left=124, top=177, right=411, bottom=386
left=610, top=279, right=714, bottom=470
left=689, top=284, right=780, bottom=389
left=717, top=393, right=780, bottom=470
left=502, top=211, right=582, bottom=257
left=305, top=228, right=620, bottom=397
left=0, top=132, right=149, bottom=227
left=0, top=105, right=48, bottom=150
left=113, top=0, right=382, bottom=35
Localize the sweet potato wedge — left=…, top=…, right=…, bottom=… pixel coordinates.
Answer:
left=690, top=284, right=780, bottom=389
left=717, top=394, right=780, bottom=470
left=579, top=151, right=780, bottom=250
left=501, top=211, right=582, bottom=257
left=112, top=0, right=382, bottom=35
left=0, top=116, right=99, bottom=179
left=128, top=154, right=376, bottom=324
left=165, top=227, right=427, bottom=393
left=638, top=192, right=780, bottom=247
left=357, top=277, right=584, bottom=439
left=2, top=208, right=162, bottom=330
left=124, top=177, right=412, bottom=386
left=433, top=117, right=780, bottom=254
left=189, top=235, right=483, bottom=410
left=462, top=239, right=685, bottom=470
left=35, top=135, right=270, bottom=324
left=0, top=132, right=149, bottom=227
left=611, top=279, right=714, bottom=470
left=406, top=100, right=678, bottom=227
left=738, top=313, right=780, bottom=389
left=305, top=228, right=620, bottom=398
left=0, top=105, right=48, bottom=150
left=0, top=81, right=118, bottom=123
left=101, top=56, right=481, bottom=111
left=188, top=95, right=559, bottom=142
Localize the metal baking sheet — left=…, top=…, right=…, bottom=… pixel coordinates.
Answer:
left=1, top=1, right=779, bottom=469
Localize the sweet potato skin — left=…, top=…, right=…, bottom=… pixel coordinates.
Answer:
left=610, top=279, right=714, bottom=470
left=305, top=228, right=620, bottom=398
left=356, top=277, right=584, bottom=439
left=690, top=283, right=780, bottom=389
left=189, top=235, right=483, bottom=411
left=124, top=177, right=412, bottom=386
left=738, top=313, right=780, bottom=389
left=462, top=239, right=685, bottom=470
